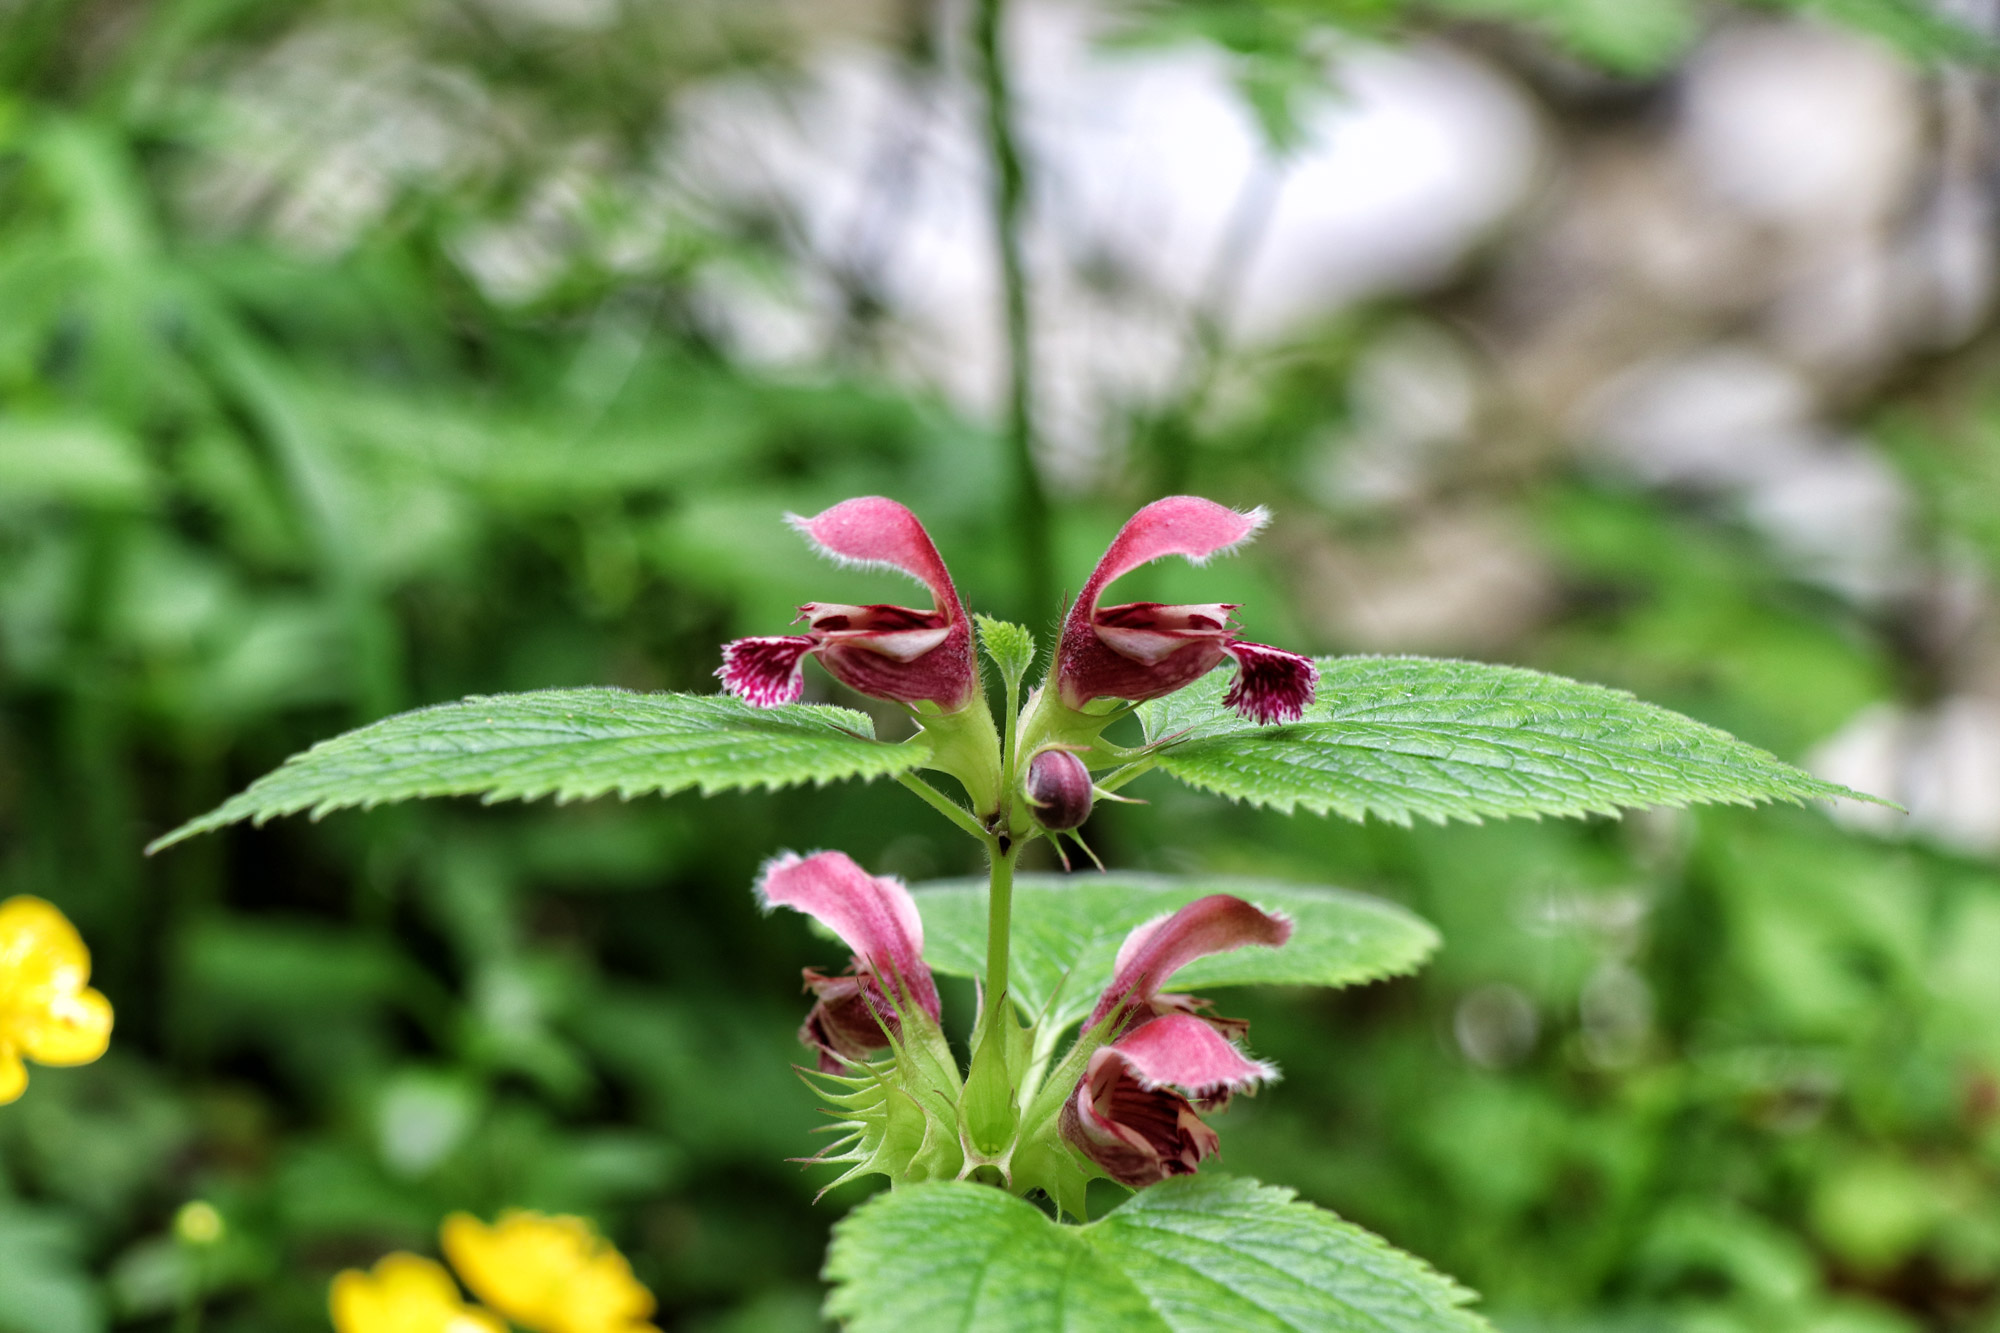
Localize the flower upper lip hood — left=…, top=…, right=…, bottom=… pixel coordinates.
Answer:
left=718, top=497, right=977, bottom=712
left=1088, top=892, right=1293, bottom=1036
left=1054, top=496, right=1319, bottom=725
left=757, top=850, right=943, bottom=1073
left=1059, top=894, right=1290, bottom=1188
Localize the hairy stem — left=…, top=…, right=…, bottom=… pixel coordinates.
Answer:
left=972, top=0, right=1051, bottom=619
left=983, top=838, right=1017, bottom=1033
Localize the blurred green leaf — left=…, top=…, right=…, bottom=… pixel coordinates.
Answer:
left=149, top=691, right=926, bottom=850
left=1140, top=657, right=1877, bottom=824
left=1432, top=0, right=1697, bottom=74
left=0, top=416, right=151, bottom=509
left=1776, top=0, right=1999, bottom=65
left=0, top=1204, right=103, bottom=1333
left=915, top=874, right=1438, bottom=1032
left=825, top=1173, right=1492, bottom=1332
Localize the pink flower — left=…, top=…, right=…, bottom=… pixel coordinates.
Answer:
left=1054, top=497, right=1318, bottom=724
left=1060, top=1014, right=1276, bottom=1188
left=1087, top=893, right=1293, bottom=1036
left=756, top=851, right=942, bottom=1073
left=1059, top=894, right=1290, bottom=1187
left=718, top=498, right=976, bottom=712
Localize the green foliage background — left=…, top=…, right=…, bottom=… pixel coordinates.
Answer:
left=4, top=0, right=2000, bottom=1329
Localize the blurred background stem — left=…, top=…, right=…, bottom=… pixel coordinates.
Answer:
left=972, top=0, right=1054, bottom=622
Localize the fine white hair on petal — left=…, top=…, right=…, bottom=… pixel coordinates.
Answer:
left=1178, top=504, right=1271, bottom=567
left=1096, top=1030, right=1281, bottom=1092
left=751, top=849, right=922, bottom=952
left=1124, top=1058, right=1283, bottom=1092
left=751, top=849, right=809, bottom=912
left=781, top=511, right=933, bottom=589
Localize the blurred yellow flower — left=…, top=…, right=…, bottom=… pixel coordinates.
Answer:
left=329, top=1253, right=504, bottom=1333
left=442, top=1211, right=660, bottom=1333
left=0, top=895, right=113, bottom=1105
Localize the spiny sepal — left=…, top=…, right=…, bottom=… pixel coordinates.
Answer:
left=797, top=1008, right=967, bottom=1192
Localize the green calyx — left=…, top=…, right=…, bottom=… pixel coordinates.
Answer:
left=913, top=700, right=1004, bottom=818
left=803, top=1007, right=966, bottom=1193
left=960, top=1014, right=1020, bottom=1158
left=804, top=993, right=1101, bottom=1216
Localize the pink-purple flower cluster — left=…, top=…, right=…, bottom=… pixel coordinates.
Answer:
left=719, top=495, right=1316, bottom=728
left=762, top=851, right=1291, bottom=1190
left=724, top=496, right=1314, bottom=1202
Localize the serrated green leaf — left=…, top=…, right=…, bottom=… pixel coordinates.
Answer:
left=914, top=875, right=1437, bottom=1034
left=824, top=1173, right=1492, bottom=1333
left=1138, top=657, right=1882, bottom=826
left=148, top=689, right=925, bottom=852
left=975, top=615, right=1037, bottom=689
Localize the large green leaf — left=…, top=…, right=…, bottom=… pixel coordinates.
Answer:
left=148, top=690, right=925, bottom=851
left=824, top=1173, right=1491, bottom=1333
left=914, top=875, right=1437, bottom=1033
left=1138, top=657, right=1878, bottom=826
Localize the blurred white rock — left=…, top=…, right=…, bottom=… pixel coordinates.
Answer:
left=1811, top=698, right=2000, bottom=852
left=669, top=0, right=1541, bottom=474
left=1580, top=345, right=1916, bottom=600
left=1680, top=22, right=1919, bottom=233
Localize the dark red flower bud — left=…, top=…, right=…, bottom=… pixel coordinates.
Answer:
left=1025, top=749, right=1094, bottom=831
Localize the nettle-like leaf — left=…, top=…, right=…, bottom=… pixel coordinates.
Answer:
left=825, top=1172, right=1492, bottom=1333
left=148, top=689, right=924, bottom=851
left=1139, top=656, right=1879, bottom=825
left=915, top=875, right=1437, bottom=1033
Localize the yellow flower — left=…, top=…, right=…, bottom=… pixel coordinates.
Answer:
left=329, top=1253, right=505, bottom=1333
left=441, top=1211, right=659, bottom=1333
left=0, top=895, right=113, bottom=1105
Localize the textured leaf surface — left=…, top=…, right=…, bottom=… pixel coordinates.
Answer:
left=1139, top=656, right=1877, bottom=825
left=914, top=875, right=1436, bottom=1033
left=824, top=1173, right=1491, bottom=1333
left=976, top=615, right=1037, bottom=687
left=149, top=690, right=924, bottom=851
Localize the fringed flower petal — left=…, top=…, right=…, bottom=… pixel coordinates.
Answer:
left=720, top=498, right=976, bottom=711
left=1054, top=496, right=1316, bottom=721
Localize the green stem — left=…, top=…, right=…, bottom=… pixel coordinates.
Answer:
left=1000, top=675, right=1022, bottom=817
left=983, top=840, right=1017, bottom=1030
left=897, top=772, right=995, bottom=847
left=972, top=0, right=1052, bottom=620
